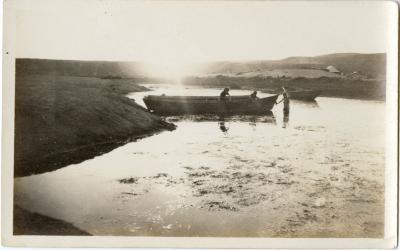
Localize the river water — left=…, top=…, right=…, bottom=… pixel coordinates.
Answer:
left=14, top=84, right=385, bottom=237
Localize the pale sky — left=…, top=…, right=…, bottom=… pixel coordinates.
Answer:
left=10, top=0, right=397, bottom=77
left=14, top=0, right=395, bottom=60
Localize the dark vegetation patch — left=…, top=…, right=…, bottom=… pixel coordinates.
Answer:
left=118, top=177, right=138, bottom=184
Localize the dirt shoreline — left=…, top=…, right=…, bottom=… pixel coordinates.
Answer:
left=14, top=74, right=176, bottom=177
left=13, top=205, right=91, bottom=236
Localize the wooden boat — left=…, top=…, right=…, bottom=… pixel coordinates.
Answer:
left=262, top=88, right=320, bottom=101
left=143, top=95, right=279, bottom=115
left=288, top=90, right=320, bottom=101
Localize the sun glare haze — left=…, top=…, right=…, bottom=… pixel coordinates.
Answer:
left=142, top=60, right=192, bottom=82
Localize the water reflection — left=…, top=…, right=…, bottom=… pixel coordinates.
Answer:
left=165, top=114, right=278, bottom=134
left=165, top=112, right=276, bottom=124
left=292, top=100, right=320, bottom=108
left=218, top=121, right=229, bottom=134
left=216, top=112, right=276, bottom=133
left=248, top=117, right=257, bottom=129
left=283, top=113, right=289, bottom=128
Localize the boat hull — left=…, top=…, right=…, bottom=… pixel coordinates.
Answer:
left=262, top=89, right=320, bottom=101
left=143, top=95, right=279, bottom=115
left=289, top=90, right=320, bottom=101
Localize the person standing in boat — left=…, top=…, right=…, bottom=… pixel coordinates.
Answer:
left=220, top=88, right=231, bottom=102
left=276, top=87, right=290, bottom=115
left=250, top=90, right=259, bottom=100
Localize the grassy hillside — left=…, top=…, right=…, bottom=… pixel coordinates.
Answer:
left=191, top=53, right=386, bottom=79
left=284, top=53, right=386, bottom=77
left=15, top=58, right=148, bottom=78
left=196, top=69, right=342, bottom=79
left=182, top=53, right=386, bottom=100
left=15, top=74, right=175, bottom=177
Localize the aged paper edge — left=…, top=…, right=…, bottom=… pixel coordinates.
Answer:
left=1, top=0, right=398, bottom=248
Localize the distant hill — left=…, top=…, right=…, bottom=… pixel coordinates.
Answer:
left=16, top=59, right=148, bottom=78
left=284, top=53, right=386, bottom=77
left=191, top=53, right=386, bottom=79
left=16, top=53, right=386, bottom=79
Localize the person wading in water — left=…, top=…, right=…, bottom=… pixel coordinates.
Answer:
left=219, top=87, right=231, bottom=114
left=276, top=87, right=290, bottom=115
left=276, top=87, right=290, bottom=128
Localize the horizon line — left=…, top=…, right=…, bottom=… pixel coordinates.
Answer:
left=15, top=52, right=386, bottom=64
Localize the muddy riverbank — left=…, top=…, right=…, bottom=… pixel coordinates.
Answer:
left=14, top=74, right=175, bottom=177
left=13, top=205, right=91, bottom=235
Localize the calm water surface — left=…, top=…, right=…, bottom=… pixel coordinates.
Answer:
left=14, top=84, right=385, bottom=237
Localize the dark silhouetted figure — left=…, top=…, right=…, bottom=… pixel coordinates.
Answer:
left=276, top=87, right=290, bottom=115
left=220, top=88, right=230, bottom=102
left=250, top=91, right=259, bottom=100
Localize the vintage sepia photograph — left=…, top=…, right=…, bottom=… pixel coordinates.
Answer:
left=2, top=0, right=398, bottom=248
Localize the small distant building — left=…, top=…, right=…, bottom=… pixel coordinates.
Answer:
left=326, top=65, right=340, bottom=74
